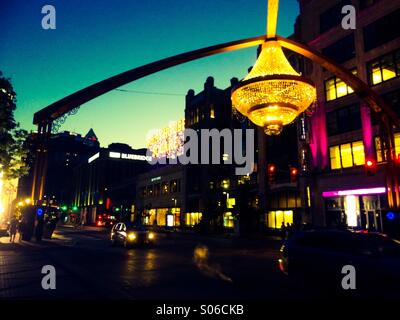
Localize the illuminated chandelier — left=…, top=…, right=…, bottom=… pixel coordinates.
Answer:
left=231, top=0, right=316, bottom=135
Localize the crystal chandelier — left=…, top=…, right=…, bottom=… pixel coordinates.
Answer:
left=231, top=0, right=316, bottom=135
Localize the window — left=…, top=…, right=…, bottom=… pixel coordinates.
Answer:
left=375, top=133, right=400, bottom=162
left=266, top=210, right=293, bottom=229
left=170, top=180, right=178, bottom=193
left=210, top=104, right=215, bottom=119
left=319, top=1, right=350, bottom=34
left=185, top=212, right=202, bottom=226
left=325, top=70, right=357, bottom=101
left=326, top=104, right=361, bottom=136
left=363, top=9, right=400, bottom=51
left=367, top=50, right=400, bottom=85
left=322, top=34, right=355, bottom=64
left=223, top=212, right=235, bottom=228
left=329, top=141, right=366, bottom=169
left=162, top=182, right=169, bottom=195
left=383, top=89, right=400, bottom=117
left=359, top=0, right=381, bottom=9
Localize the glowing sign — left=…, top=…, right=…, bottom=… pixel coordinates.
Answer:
left=88, top=152, right=100, bottom=163
left=322, top=187, right=386, bottom=197
left=151, top=176, right=162, bottom=182
left=146, top=119, right=185, bottom=159
left=109, top=151, right=151, bottom=161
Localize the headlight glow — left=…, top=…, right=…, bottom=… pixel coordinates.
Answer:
left=148, top=232, right=155, bottom=240
left=128, top=232, right=136, bottom=240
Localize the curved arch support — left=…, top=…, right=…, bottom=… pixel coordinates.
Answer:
left=33, top=35, right=267, bottom=124
left=276, top=36, right=399, bottom=126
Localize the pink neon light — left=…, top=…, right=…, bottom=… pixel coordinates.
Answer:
left=322, top=187, right=386, bottom=197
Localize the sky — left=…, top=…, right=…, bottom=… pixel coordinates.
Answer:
left=0, top=0, right=299, bottom=148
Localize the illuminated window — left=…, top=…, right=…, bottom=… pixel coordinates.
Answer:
left=266, top=210, right=293, bottom=229
left=185, top=212, right=202, bottom=226
left=340, top=143, right=353, bottom=168
left=324, top=69, right=357, bottom=101
left=375, top=133, right=400, bottom=162
left=329, top=141, right=365, bottom=169
left=162, top=182, right=169, bottom=195
left=367, top=50, right=400, bottom=85
left=223, top=212, right=234, bottom=228
left=210, top=104, right=215, bottom=119
left=352, top=141, right=366, bottom=166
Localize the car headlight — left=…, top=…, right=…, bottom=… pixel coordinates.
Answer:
left=148, top=232, right=155, bottom=240
left=128, top=232, right=136, bottom=240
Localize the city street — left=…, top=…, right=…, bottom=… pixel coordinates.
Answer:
left=0, top=226, right=389, bottom=300
left=0, top=227, right=290, bottom=299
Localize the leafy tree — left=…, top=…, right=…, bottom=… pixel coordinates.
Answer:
left=0, top=71, right=29, bottom=182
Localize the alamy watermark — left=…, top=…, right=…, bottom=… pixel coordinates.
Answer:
left=41, top=265, right=56, bottom=290
left=146, top=128, right=255, bottom=176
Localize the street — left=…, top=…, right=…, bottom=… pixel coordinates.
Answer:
left=0, top=226, right=389, bottom=300
left=0, top=227, right=288, bottom=299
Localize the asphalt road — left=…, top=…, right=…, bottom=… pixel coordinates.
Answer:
left=0, top=226, right=390, bottom=300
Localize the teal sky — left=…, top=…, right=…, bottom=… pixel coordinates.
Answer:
left=0, top=0, right=299, bottom=148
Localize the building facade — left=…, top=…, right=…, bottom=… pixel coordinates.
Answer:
left=72, top=143, right=151, bottom=224
left=295, top=0, right=400, bottom=233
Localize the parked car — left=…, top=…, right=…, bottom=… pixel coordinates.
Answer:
left=111, top=222, right=156, bottom=247
left=279, top=229, right=400, bottom=293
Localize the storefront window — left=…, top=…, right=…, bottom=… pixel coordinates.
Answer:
left=185, top=212, right=202, bottom=226
left=266, top=210, right=293, bottom=229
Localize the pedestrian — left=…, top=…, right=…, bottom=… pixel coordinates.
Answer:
left=286, top=222, right=292, bottom=239
left=17, top=219, right=23, bottom=242
left=8, top=217, right=18, bottom=243
left=280, top=221, right=286, bottom=240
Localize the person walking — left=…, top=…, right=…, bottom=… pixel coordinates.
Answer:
left=8, top=217, right=18, bottom=243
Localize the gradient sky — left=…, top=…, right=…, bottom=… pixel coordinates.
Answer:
left=0, top=0, right=299, bottom=148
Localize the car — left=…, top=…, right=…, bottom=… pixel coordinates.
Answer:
left=278, top=229, right=400, bottom=294
left=110, top=222, right=156, bottom=247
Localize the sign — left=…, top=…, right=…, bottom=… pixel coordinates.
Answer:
left=109, top=151, right=152, bottom=162
left=88, top=152, right=100, bottom=163
left=151, top=176, right=162, bottom=182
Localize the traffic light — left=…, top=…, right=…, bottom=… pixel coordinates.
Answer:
left=72, top=206, right=78, bottom=211
left=290, top=167, right=298, bottom=183
left=365, top=159, right=376, bottom=176
left=61, top=205, right=67, bottom=211
left=267, top=164, right=276, bottom=185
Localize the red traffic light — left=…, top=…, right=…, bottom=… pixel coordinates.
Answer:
left=366, top=160, right=375, bottom=168
left=290, top=168, right=298, bottom=176
left=268, top=164, right=276, bottom=173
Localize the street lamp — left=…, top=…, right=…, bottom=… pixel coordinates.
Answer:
left=231, top=0, right=317, bottom=135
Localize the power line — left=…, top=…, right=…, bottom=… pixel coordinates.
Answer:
left=114, top=88, right=185, bottom=96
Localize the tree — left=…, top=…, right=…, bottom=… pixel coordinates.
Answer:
left=0, top=71, right=29, bottom=182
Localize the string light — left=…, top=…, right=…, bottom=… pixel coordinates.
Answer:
left=146, top=119, right=185, bottom=159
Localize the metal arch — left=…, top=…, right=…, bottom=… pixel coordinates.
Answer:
left=33, top=35, right=267, bottom=124
left=276, top=36, right=399, bottom=126
left=33, top=34, right=399, bottom=127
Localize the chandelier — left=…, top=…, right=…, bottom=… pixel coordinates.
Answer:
left=231, top=0, right=316, bottom=135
